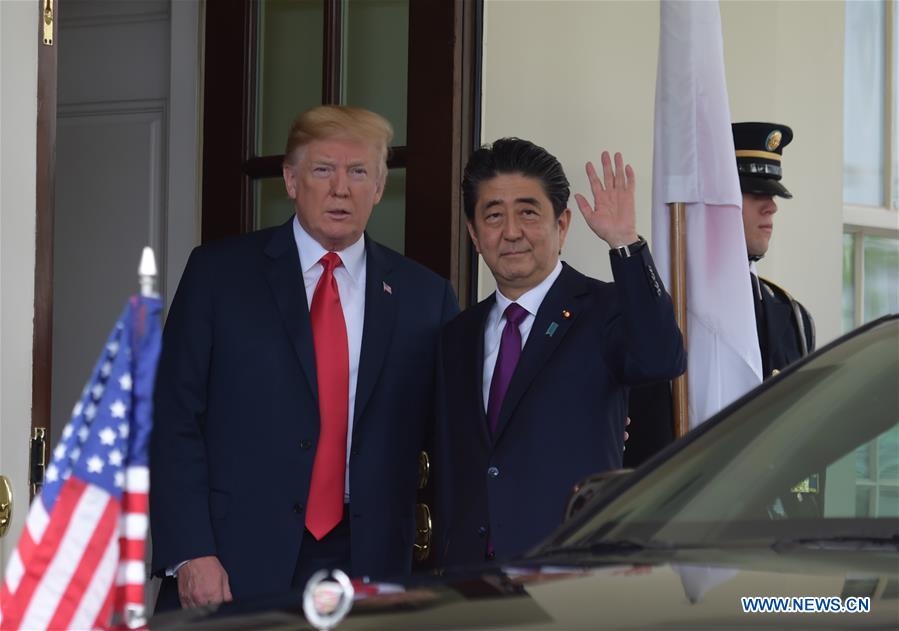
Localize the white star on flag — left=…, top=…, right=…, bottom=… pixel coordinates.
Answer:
left=119, top=373, right=133, bottom=391
left=86, top=455, right=104, bottom=473
left=78, top=426, right=90, bottom=443
left=54, top=444, right=66, bottom=461
left=106, top=340, right=119, bottom=356
left=108, top=449, right=123, bottom=467
left=71, top=447, right=81, bottom=462
left=92, top=383, right=105, bottom=400
left=100, top=362, right=113, bottom=378
left=99, top=427, right=117, bottom=446
left=72, top=401, right=83, bottom=418
left=45, top=464, right=58, bottom=483
left=85, top=402, right=98, bottom=421
left=119, top=423, right=129, bottom=439
left=62, top=424, right=74, bottom=439
left=110, top=400, right=127, bottom=419
left=114, top=471, right=125, bottom=488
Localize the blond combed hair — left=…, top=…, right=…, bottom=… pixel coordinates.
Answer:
left=284, top=105, right=393, bottom=176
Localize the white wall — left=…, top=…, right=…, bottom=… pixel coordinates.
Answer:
left=724, top=0, right=843, bottom=345
left=0, top=0, right=39, bottom=565
left=481, top=0, right=844, bottom=346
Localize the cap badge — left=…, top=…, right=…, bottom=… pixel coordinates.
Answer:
left=766, top=130, right=782, bottom=151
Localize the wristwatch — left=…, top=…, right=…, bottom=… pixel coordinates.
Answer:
left=609, top=235, right=646, bottom=258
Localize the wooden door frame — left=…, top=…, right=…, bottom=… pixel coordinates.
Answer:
left=32, top=0, right=58, bottom=499
left=406, top=0, right=482, bottom=305
left=200, top=0, right=483, bottom=306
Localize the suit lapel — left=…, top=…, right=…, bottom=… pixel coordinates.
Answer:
left=353, top=238, right=396, bottom=429
left=493, top=264, right=588, bottom=444
left=263, top=220, right=318, bottom=398
left=466, top=296, right=495, bottom=450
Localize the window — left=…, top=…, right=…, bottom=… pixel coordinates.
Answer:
left=842, top=0, right=899, bottom=334
left=843, top=0, right=899, bottom=520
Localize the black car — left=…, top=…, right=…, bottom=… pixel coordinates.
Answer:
left=154, top=315, right=899, bottom=630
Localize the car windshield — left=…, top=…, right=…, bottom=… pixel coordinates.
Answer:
left=545, top=316, right=899, bottom=550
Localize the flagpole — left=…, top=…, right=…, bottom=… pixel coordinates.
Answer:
left=669, top=202, right=689, bottom=438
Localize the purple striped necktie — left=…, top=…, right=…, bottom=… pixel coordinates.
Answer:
left=486, top=303, right=529, bottom=435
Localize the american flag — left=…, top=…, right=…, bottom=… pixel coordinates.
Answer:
left=0, top=295, right=161, bottom=630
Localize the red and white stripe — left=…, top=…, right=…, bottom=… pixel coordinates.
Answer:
left=112, top=466, right=149, bottom=629
left=0, top=466, right=149, bottom=630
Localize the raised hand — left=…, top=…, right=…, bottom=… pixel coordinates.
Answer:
left=573, top=151, right=639, bottom=248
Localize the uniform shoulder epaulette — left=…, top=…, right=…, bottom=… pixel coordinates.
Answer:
left=758, top=276, right=793, bottom=302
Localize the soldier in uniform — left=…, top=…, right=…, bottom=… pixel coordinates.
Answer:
left=734, top=122, right=820, bottom=518
left=625, top=122, right=816, bottom=471
left=733, top=121, right=815, bottom=378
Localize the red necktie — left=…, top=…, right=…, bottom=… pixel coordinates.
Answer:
left=306, top=252, right=349, bottom=540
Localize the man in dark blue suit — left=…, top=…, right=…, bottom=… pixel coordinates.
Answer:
left=150, top=106, right=457, bottom=609
left=435, top=138, right=685, bottom=566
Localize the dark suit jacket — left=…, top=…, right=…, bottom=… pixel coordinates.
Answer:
left=149, top=220, right=458, bottom=600
left=756, top=277, right=815, bottom=378
left=623, top=380, right=675, bottom=468
left=435, top=249, right=686, bottom=567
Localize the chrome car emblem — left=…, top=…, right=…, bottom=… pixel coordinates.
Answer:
left=302, top=569, right=355, bottom=630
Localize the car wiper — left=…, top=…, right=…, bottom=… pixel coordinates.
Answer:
left=772, top=534, right=899, bottom=551
left=536, top=538, right=672, bottom=558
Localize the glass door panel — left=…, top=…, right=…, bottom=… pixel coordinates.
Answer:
left=366, top=168, right=406, bottom=253
left=343, top=0, right=408, bottom=145
left=255, top=177, right=294, bottom=230
left=256, top=0, right=324, bottom=156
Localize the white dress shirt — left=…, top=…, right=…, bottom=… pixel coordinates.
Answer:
left=749, top=260, right=763, bottom=301
left=293, top=216, right=365, bottom=501
left=482, top=261, right=563, bottom=410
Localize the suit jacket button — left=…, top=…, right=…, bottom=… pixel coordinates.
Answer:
left=299, top=440, right=312, bottom=450
left=487, top=466, right=500, bottom=479
left=293, top=502, right=304, bottom=513
left=478, top=526, right=488, bottom=537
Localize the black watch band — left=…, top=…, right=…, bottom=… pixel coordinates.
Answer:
left=610, top=235, right=646, bottom=258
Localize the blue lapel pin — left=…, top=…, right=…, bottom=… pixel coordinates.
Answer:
left=546, top=322, right=559, bottom=337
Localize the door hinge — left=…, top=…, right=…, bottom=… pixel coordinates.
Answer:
left=42, top=0, right=54, bottom=46
left=30, top=427, right=47, bottom=495
left=0, top=475, right=12, bottom=538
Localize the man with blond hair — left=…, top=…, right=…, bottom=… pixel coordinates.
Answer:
left=151, top=106, right=457, bottom=609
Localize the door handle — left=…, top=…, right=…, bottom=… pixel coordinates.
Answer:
left=0, top=475, right=12, bottom=538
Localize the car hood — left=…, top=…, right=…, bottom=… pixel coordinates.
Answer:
left=151, top=546, right=898, bottom=629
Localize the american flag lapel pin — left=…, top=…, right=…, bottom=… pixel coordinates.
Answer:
left=382, top=281, right=392, bottom=295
